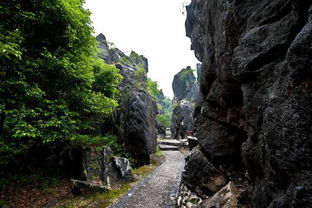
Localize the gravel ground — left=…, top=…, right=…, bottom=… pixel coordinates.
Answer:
left=110, top=151, right=185, bottom=208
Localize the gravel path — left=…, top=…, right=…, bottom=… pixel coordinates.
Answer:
left=110, top=151, right=185, bottom=208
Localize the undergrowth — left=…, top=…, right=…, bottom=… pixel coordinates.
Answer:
left=56, top=163, right=158, bottom=208
left=70, top=134, right=135, bottom=165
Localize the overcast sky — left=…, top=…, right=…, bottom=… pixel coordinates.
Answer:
left=84, top=0, right=198, bottom=98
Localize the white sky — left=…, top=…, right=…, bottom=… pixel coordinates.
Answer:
left=84, top=0, right=198, bottom=98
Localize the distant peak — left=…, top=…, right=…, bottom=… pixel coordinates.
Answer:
left=97, top=33, right=107, bottom=41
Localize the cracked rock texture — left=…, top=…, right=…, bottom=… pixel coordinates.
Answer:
left=185, top=0, right=312, bottom=207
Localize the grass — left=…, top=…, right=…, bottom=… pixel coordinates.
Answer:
left=155, top=145, right=163, bottom=157
left=88, top=183, right=133, bottom=207
left=132, top=164, right=157, bottom=177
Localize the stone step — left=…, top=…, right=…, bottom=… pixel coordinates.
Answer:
left=159, top=144, right=180, bottom=151
left=157, top=139, right=182, bottom=147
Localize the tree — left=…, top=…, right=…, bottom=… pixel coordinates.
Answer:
left=146, top=78, right=159, bottom=100
left=146, top=79, right=173, bottom=128
left=0, top=0, right=122, bottom=161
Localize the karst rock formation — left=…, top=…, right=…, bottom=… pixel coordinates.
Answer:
left=184, top=0, right=312, bottom=207
left=171, top=66, right=198, bottom=140
left=97, top=34, right=157, bottom=166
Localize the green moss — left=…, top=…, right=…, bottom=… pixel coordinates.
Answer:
left=118, top=56, right=129, bottom=64
left=179, top=67, right=194, bottom=81
left=90, top=183, right=133, bottom=207
left=133, top=65, right=147, bottom=89
left=155, top=145, right=163, bottom=157
left=132, top=164, right=156, bottom=177
left=156, top=112, right=172, bottom=128
left=129, top=51, right=144, bottom=63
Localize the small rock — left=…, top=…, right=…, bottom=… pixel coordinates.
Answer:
left=113, top=157, right=133, bottom=180
left=201, top=181, right=238, bottom=208
left=187, top=136, right=198, bottom=150
left=186, top=202, right=193, bottom=208
left=178, top=196, right=183, bottom=206
left=70, top=179, right=108, bottom=195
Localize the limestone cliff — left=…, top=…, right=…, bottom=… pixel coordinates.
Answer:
left=97, top=34, right=157, bottom=166
left=185, top=0, right=312, bottom=207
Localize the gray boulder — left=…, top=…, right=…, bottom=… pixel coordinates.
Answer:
left=70, top=179, right=108, bottom=195
left=113, top=157, right=132, bottom=180
left=182, top=146, right=226, bottom=197
left=82, top=146, right=133, bottom=187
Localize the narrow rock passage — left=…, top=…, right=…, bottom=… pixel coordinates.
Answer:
left=110, top=151, right=185, bottom=208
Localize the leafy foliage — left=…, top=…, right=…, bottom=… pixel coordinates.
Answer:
left=147, top=78, right=159, bottom=100
left=0, top=0, right=122, bottom=164
left=146, top=79, right=172, bottom=128
left=157, top=112, right=171, bottom=128
left=156, top=96, right=173, bottom=128
left=179, top=66, right=195, bottom=80
left=70, top=134, right=123, bottom=153
left=133, top=66, right=147, bottom=89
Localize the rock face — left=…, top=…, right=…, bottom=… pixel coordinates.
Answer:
left=186, top=0, right=312, bottom=207
left=183, top=147, right=225, bottom=198
left=196, top=63, right=202, bottom=82
left=97, top=34, right=157, bottom=165
left=171, top=67, right=198, bottom=140
left=172, top=66, right=198, bottom=103
left=171, top=100, right=194, bottom=140
left=156, top=121, right=166, bottom=138
left=126, top=89, right=157, bottom=166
